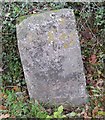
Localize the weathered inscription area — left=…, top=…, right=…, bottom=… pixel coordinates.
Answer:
left=16, top=9, right=88, bottom=106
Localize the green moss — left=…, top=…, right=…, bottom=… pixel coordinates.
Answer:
left=52, top=9, right=60, bottom=12
left=16, top=15, right=29, bottom=25
left=16, top=9, right=61, bottom=25
left=16, top=13, right=41, bottom=25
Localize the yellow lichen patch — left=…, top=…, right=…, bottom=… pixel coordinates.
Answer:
left=27, top=33, right=33, bottom=42
left=47, top=31, right=55, bottom=42
left=51, top=28, right=57, bottom=33
left=59, top=33, right=68, bottom=41
left=64, top=42, right=69, bottom=49
left=69, top=40, right=75, bottom=46
left=69, top=31, right=75, bottom=39
left=52, top=9, right=60, bottom=12
left=59, top=18, right=65, bottom=25
left=28, top=37, right=32, bottom=42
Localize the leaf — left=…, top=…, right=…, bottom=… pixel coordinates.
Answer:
left=67, top=112, right=77, bottom=117
left=0, top=105, right=6, bottom=110
left=80, top=39, right=85, bottom=45
left=91, top=89, right=100, bottom=94
left=13, top=86, right=21, bottom=92
left=5, top=13, right=11, bottom=17
left=92, top=106, right=99, bottom=117
left=0, top=93, right=5, bottom=99
left=62, top=115, right=66, bottom=118
left=54, top=112, right=59, bottom=118
left=98, top=111, right=105, bottom=116
left=81, top=28, right=92, bottom=40
left=0, top=67, right=3, bottom=72
left=83, top=112, right=91, bottom=119
left=0, top=114, right=10, bottom=119
left=89, top=54, right=97, bottom=64
left=58, top=105, right=63, bottom=113
left=46, top=115, right=52, bottom=119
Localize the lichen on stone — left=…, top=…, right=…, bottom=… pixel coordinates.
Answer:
left=47, top=31, right=55, bottom=42
left=59, top=33, right=68, bottom=41
left=16, top=15, right=28, bottom=25
left=59, top=18, right=65, bottom=25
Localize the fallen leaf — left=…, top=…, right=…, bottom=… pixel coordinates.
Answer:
left=81, top=28, right=92, bottom=40
left=98, top=111, right=105, bottom=116
left=92, top=106, right=99, bottom=117
left=85, top=104, right=89, bottom=111
left=46, top=108, right=52, bottom=114
left=3, top=94, right=7, bottom=99
left=13, top=86, right=21, bottom=92
left=0, top=67, right=3, bottom=72
left=11, top=115, right=16, bottom=118
left=83, top=112, right=91, bottom=119
left=0, top=114, right=10, bottom=119
left=89, top=54, right=97, bottom=64
left=66, top=112, right=77, bottom=117
left=0, top=93, right=5, bottom=99
left=0, top=105, right=6, bottom=110
left=5, top=13, right=10, bottom=17
left=80, top=39, right=85, bottom=44
left=96, top=79, right=104, bottom=88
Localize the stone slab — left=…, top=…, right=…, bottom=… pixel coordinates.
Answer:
left=16, top=9, right=88, bottom=106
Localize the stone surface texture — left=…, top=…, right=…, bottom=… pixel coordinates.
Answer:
left=16, top=9, right=88, bottom=106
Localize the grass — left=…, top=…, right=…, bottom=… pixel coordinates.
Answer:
left=1, top=2, right=105, bottom=119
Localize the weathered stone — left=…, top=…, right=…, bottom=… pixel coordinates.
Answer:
left=16, top=9, right=88, bottom=106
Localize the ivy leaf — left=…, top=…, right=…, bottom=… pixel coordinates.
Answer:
left=46, top=115, right=52, bottom=119
left=58, top=105, right=63, bottom=113
left=98, top=111, right=105, bottom=116
left=66, top=112, right=77, bottom=117
left=54, top=112, right=59, bottom=118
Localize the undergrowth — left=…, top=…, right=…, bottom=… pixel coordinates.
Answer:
left=1, top=2, right=105, bottom=119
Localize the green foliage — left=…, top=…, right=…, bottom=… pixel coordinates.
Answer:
left=98, top=111, right=105, bottom=116
left=3, top=90, right=28, bottom=117
left=46, top=105, right=66, bottom=119
left=2, top=3, right=31, bottom=86
left=95, top=7, right=105, bottom=26
left=2, top=2, right=105, bottom=119
left=2, top=90, right=48, bottom=118
left=49, top=2, right=66, bottom=9
left=2, top=2, right=69, bottom=86
left=95, top=6, right=105, bottom=41
left=29, top=101, right=47, bottom=118
left=2, top=89, right=66, bottom=118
